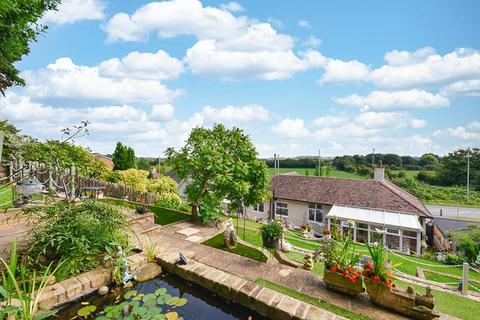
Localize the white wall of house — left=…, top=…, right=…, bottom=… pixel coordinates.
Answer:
left=245, top=202, right=269, bottom=220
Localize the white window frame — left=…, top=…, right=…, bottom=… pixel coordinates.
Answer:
left=253, top=203, right=264, bottom=213
left=308, top=203, right=324, bottom=224
left=275, top=202, right=288, bottom=216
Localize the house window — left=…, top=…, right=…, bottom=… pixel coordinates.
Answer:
left=253, top=203, right=264, bottom=213
left=275, top=202, right=288, bottom=216
left=308, top=203, right=323, bottom=223
left=386, top=227, right=401, bottom=250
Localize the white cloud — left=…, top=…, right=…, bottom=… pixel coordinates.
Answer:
left=302, top=36, right=322, bottom=47
left=370, top=48, right=480, bottom=89
left=334, top=89, right=449, bottom=110
left=185, top=40, right=319, bottom=80
left=313, top=115, right=348, bottom=127
left=104, top=0, right=251, bottom=42
left=434, top=122, right=480, bottom=141
left=23, top=57, right=181, bottom=104
left=441, top=79, right=480, bottom=96
left=404, top=135, right=433, bottom=150
left=319, top=58, right=370, bottom=84
left=298, top=20, right=312, bottom=28
left=151, top=104, right=175, bottom=120
left=44, top=0, right=104, bottom=25
left=272, top=118, right=310, bottom=138
left=220, top=2, right=245, bottom=12
left=99, top=50, right=184, bottom=80
left=199, top=104, right=269, bottom=122
left=411, top=118, right=427, bottom=129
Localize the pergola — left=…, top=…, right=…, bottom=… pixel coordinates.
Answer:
left=326, top=205, right=424, bottom=255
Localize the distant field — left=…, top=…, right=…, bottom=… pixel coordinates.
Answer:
left=391, top=170, right=420, bottom=179
left=267, top=167, right=366, bottom=179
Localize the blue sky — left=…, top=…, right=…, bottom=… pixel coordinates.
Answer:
left=1, top=0, right=479, bottom=157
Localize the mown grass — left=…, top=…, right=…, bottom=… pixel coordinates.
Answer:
left=98, top=197, right=190, bottom=225
left=202, top=233, right=267, bottom=262
left=395, top=279, right=480, bottom=320
left=256, top=279, right=371, bottom=320
left=267, top=167, right=366, bottom=179
left=0, top=185, right=13, bottom=209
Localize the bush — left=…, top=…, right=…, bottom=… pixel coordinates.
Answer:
left=444, top=252, right=465, bottom=265
left=458, top=237, right=479, bottom=263
left=259, top=221, right=283, bottom=248
left=24, top=201, right=127, bottom=279
left=416, top=171, right=438, bottom=184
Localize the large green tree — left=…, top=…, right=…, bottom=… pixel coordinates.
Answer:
left=165, top=124, right=270, bottom=221
left=112, top=142, right=136, bottom=170
left=0, top=0, right=60, bottom=95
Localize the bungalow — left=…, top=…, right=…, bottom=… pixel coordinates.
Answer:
left=246, top=166, right=435, bottom=255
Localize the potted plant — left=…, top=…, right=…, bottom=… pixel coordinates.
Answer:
left=318, top=221, right=364, bottom=297
left=259, top=220, right=283, bottom=248
left=363, top=230, right=439, bottom=320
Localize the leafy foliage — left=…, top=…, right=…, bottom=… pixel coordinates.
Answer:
left=0, top=0, right=60, bottom=95
left=24, top=201, right=127, bottom=279
left=166, top=124, right=270, bottom=221
left=112, top=142, right=136, bottom=170
left=259, top=221, right=283, bottom=242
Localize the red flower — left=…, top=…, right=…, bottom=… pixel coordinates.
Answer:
left=386, top=280, right=392, bottom=287
left=373, top=275, right=381, bottom=282
left=331, top=264, right=339, bottom=273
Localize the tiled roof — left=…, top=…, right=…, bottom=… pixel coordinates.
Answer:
left=271, top=174, right=430, bottom=217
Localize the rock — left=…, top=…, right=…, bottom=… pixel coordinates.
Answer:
left=98, top=286, right=109, bottom=296
left=46, top=275, right=56, bottom=286
left=303, top=253, right=313, bottom=271
left=134, top=262, right=162, bottom=282
left=223, top=228, right=238, bottom=249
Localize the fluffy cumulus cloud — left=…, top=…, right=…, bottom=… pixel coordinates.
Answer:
left=434, top=122, right=480, bottom=141
left=272, top=118, right=310, bottom=138
left=441, top=79, right=480, bottom=96
left=220, top=2, right=245, bottom=12
left=199, top=104, right=269, bottom=122
left=334, top=89, right=449, bottom=110
left=44, top=0, right=105, bottom=25
left=318, top=58, right=370, bottom=84
left=150, top=104, right=175, bottom=120
left=104, top=0, right=326, bottom=80
left=313, top=115, right=348, bottom=127
left=23, top=57, right=181, bottom=104
left=99, top=50, right=184, bottom=80
left=302, top=36, right=322, bottom=47
left=354, top=111, right=426, bottom=129
left=298, top=20, right=312, bottom=28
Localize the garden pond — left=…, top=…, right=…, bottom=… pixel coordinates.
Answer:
left=53, top=273, right=269, bottom=319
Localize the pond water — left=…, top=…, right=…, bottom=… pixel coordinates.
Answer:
left=54, top=273, right=269, bottom=319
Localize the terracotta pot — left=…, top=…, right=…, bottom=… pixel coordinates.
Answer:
left=323, top=269, right=364, bottom=297
left=364, top=277, right=439, bottom=320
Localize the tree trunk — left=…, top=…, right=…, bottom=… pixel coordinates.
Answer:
left=191, top=204, right=200, bottom=222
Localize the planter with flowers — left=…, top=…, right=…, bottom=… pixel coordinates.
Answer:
left=363, top=231, right=439, bottom=320
left=318, top=222, right=364, bottom=297
left=259, top=220, right=284, bottom=249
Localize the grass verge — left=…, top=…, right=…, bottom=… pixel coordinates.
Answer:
left=202, top=233, right=267, bottom=263
left=256, top=279, right=371, bottom=320
left=0, top=185, right=14, bottom=209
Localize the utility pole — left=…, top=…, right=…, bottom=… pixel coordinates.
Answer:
left=467, top=148, right=471, bottom=202
left=372, top=148, right=375, bottom=168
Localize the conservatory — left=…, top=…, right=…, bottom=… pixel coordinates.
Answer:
left=326, top=205, right=423, bottom=255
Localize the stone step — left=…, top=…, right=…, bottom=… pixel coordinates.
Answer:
left=126, top=212, right=155, bottom=226
left=139, top=223, right=162, bottom=235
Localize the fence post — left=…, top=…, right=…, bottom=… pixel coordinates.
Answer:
left=70, top=165, right=76, bottom=198
left=462, top=262, right=469, bottom=295
left=48, top=164, right=53, bottom=190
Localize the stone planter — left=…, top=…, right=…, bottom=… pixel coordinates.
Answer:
left=364, top=277, right=439, bottom=320
left=323, top=269, right=364, bottom=297
left=262, top=235, right=280, bottom=249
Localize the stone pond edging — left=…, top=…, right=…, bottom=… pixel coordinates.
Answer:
left=156, top=250, right=348, bottom=320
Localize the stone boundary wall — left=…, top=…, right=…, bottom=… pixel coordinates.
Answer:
left=156, top=250, right=347, bottom=320
left=37, top=253, right=149, bottom=310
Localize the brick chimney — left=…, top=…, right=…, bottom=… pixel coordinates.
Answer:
left=374, top=160, right=385, bottom=181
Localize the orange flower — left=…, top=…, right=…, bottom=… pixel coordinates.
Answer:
left=386, top=280, right=392, bottom=287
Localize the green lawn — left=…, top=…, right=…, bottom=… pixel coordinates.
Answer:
left=267, top=167, right=366, bottom=179
left=0, top=185, right=14, bottom=209
left=391, top=170, right=420, bottom=179
left=256, top=279, right=370, bottom=320
left=98, top=197, right=190, bottom=225
left=202, top=233, right=267, bottom=263
left=285, top=251, right=324, bottom=275
left=395, top=279, right=480, bottom=320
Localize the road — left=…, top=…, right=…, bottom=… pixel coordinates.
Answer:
left=426, top=204, right=480, bottom=220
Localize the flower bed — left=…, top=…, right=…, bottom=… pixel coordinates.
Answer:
left=324, top=269, right=364, bottom=297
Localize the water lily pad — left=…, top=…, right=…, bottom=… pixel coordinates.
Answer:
left=152, top=315, right=166, bottom=320
left=144, top=297, right=157, bottom=308
left=133, top=293, right=145, bottom=301
left=96, top=317, right=109, bottom=320
left=132, top=305, right=148, bottom=317
left=155, top=288, right=167, bottom=296
left=157, top=296, right=165, bottom=305
left=166, top=296, right=179, bottom=306
left=165, top=311, right=179, bottom=320
left=77, top=305, right=97, bottom=317
left=124, top=290, right=138, bottom=299
left=175, top=297, right=188, bottom=307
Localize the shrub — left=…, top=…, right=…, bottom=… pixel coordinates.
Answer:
left=444, top=252, right=465, bottom=265
left=24, top=201, right=127, bottom=279
left=458, top=237, right=479, bottom=263
left=259, top=221, right=283, bottom=247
